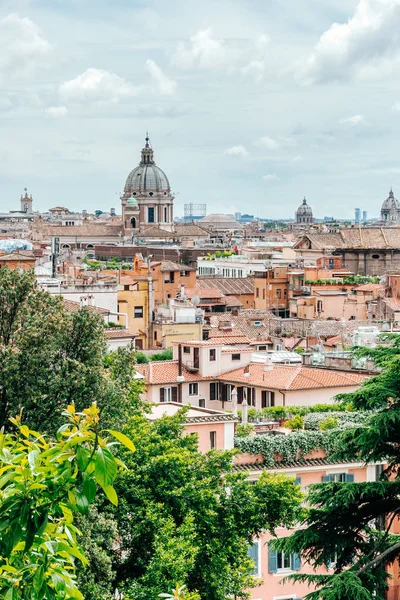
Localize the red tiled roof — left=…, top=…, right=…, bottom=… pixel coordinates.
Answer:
left=63, top=299, right=110, bottom=315
left=218, top=363, right=368, bottom=390
left=172, top=338, right=250, bottom=346
left=356, top=283, right=384, bottom=292
left=135, top=361, right=213, bottom=384
left=187, top=287, right=223, bottom=299
left=383, top=298, right=400, bottom=311
left=104, top=329, right=136, bottom=339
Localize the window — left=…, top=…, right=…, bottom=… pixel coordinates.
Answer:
left=210, top=431, right=216, bottom=449
left=160, top=387, right=177, bottom=403
left=183, top=346, right=191, bottom=354
left=277, top=552, right=291, bottom=570
left=254, top=320, right=262, bottom=326
left=164, top=206, right=168, bottom=222
left=247, top=542, right=259, bottom=577
left=317, top=300, right=323, bottom=313
left=199, top=398, right=205, bottom=408
left=276, top=344, right=283, bottom=351
left=294, top=477, right=301, bottom=486
left=232, top=353, right=241, bottom=361
left=268, top=548, right=301, bottom=573
left=261, top=390, right=275, bottom=408
left=210, top=382, right=218, bottom=400
left=124, top=285, right=130, bottom=291
left=372, top=254, right=380, bottom=259
left=221, top=383, right=232, bottom=402
left=276, top=289, right=282, bottom=299
left=258, top=345, right=267, bottom=351
left=256, top=287, right=259, bottom=298
left=284, top=289, right=287, bottom=298
left=262, top=289, right=266, bottom=300
left=209, top=348, right=216, bottom=361
left=375, top=464, right=384, bottom=480
left=189, top=383, right=198, bottom=396
left=148, top=207, right=155, bottom=223
left=322, top=473, right=354, bottom=483
left=134, top=306, right=143, bottom=318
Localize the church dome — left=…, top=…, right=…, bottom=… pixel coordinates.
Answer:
left=124, top=135, right=170, bottom=194
left=381, top=189, right=400, bottom=211
left=296, top=197, right=313, bottom=216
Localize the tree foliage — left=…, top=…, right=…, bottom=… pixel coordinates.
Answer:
left=0, top=402, right=133, bottom=600
left=275, top=335, right=400, bottom=599
left=0, top=267, right=143, bottom=434
left=113, top=410, right=303, bottom=600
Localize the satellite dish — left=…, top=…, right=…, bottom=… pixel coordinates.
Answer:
left=191, top=296, right=200, bottom=306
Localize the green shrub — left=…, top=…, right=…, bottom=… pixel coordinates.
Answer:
left=262, top=406, right=288, bottom=421
left=286, top=415, right=304, bottom=430
left=320, top=416, right=339, bottom=430
left=150, top=349, right=173, bottom=362
left=236, top=423, right=255, bottom=438
left=135, top=351, right=149, bottom=364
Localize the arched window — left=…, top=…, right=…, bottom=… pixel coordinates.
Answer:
left=164, top=206, right=168, bottom=222
left=130, top=217, right=137, bottom=229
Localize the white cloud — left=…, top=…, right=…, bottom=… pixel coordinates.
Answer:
left=263, top=174, right=279, bottom=181
left=0, top=13, right=51, bottom=81
left=392, top=101, right=400, bottom=111
left=339, top=114, right=367, bottom=125
left=60, top=68, right=139, bottom=104
left=257, top=136, right=279, bottom=150
left=297, top=0, right=400, bottom=84
left=172, top=28, right=227, bottom=70
left=242, top=34, right=269, bottom=82
left=293, top=155, right=304, bottom=162
left=46, top=106, right=68, bottom=117
left=255, top=34, right=270, bottom=50
left=256, top=135, right=296, bottom=150
left=241, top=60, right=265, bottom=83
left=145, top=59, right=176, bottom=95
left=224, top=145, right=248, bottom=157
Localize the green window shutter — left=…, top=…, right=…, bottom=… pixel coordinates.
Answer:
left=292, top=553, right=301, bottom=571
left=345, top=473, right=354, bottom=482
left=247, top=542, right=259, bottom=575
left=294, top=477, right=301, bottom=486
left=322, top=475, right=331, bottom=482
left=268, top=547, right=277, bottom=573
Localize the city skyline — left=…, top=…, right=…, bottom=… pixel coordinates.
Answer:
left=1, top=0, right=400, bottom=218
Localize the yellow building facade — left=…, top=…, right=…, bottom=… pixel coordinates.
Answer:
left=118, top=275, right=149, bottom=349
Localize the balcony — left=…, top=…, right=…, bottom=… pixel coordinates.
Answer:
left=184, top=360, right=199, bottom=373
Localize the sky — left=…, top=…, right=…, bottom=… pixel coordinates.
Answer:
left=1, top=0, right=400, bottom=219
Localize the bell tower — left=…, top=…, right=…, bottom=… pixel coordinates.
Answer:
left=20, top=190, right=33, bottom=214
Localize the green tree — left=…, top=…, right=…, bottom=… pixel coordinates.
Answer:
left=0, top=402, right=133, bottom=600
left=0, top=268, right=143, bottom=434
left=274, top=334, right=400, bottom=599
left=113, top=409, right=303, bottom=600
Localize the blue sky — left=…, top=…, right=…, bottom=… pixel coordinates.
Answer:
left=1, top=0, right=400, bottom=219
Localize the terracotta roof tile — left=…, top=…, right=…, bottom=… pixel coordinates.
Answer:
left=104, top=329, right=136, bottom=339
left=234, top=456, right=361, bottom=471
left=63, top=299, right=110, bottom=315
left=218, top=363, right=368, bottom=390
left=197, top=277, right=254, bottom=295
left=135, top=361, right=213, bottom=384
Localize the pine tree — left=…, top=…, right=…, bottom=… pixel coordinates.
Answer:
left=274, top=334, right=400, bottom=599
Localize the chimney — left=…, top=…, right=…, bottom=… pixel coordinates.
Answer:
left=264, top=357, right=273, bottom=372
